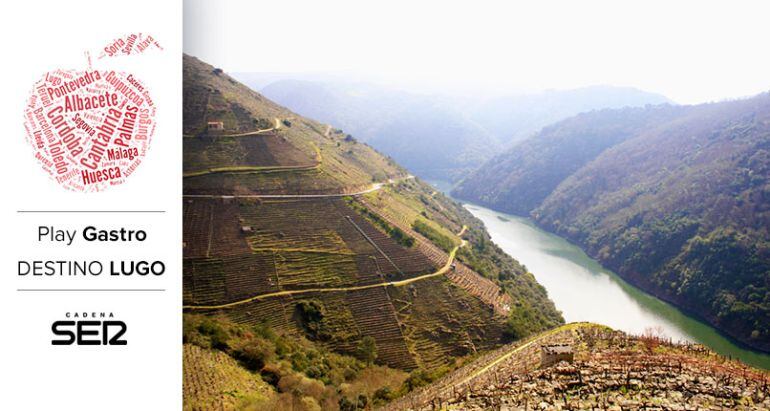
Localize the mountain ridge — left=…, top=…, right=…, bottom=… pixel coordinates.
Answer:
left=249, top=77, right=670, bottom=181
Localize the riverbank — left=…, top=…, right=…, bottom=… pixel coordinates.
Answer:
left=427, top=179, right=770, bottom=370
left=467, top=203, right=770, bottom=370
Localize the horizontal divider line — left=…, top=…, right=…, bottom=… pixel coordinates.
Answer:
left=17, top=210, right=166, bottom=213
left=17, top=289, right=166, bottom=292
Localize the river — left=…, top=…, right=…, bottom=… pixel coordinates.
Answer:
left=428, top=180, right=770, bottom=370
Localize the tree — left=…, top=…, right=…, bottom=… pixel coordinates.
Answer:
left=356, top=336, right=378, bottom=364
left=236, top=338, right=276, bottom=371
left=296, top=300, right=327, bottom=340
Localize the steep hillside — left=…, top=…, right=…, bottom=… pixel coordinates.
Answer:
left=255, top=79, right=668, bottom=181
left=183, top=55, right=562, bottom=409
left=453, top=104, right=687, bottom=214
left=184, top=56, right=402, bottom=195
left=454, top=93, right=770, bottom=353
left=384, top=323, right=770, bottom=410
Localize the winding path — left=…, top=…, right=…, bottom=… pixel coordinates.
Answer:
left=183, top=118, right=283, bottom=138
left=214, top=117, right=282, bottom=137
left=455, top=322, right=571, bottom=386
left=183, top=225, right=467, bottom=310
left=378, top=323, right=592, bottom=411
left=183, top=163, right=319, bottom=178
left=183, top=175, right=413, bottom=199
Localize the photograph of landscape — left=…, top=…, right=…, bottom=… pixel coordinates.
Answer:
left=181, top=1, right=769, bottom=409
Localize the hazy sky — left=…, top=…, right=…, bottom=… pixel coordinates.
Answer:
left=184, top=0, right=770, bottom=104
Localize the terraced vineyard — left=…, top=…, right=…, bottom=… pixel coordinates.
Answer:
left=275, top=252, right=358, bottom=289
left=446, top=264, right=512, bottom=315
left=183, top=199, right=250, bottom=259
left=183, top=254, right=279, bottom=305
left=346, top=287, right=418, bottom=370
left=388, top=277, right=506, bottom=370
left=184, top=134, right=317, bottom=176
left=218, top=297, right=298, bottom=337
left=182, top=199, right=213, bottom=258
left=183, top=195, right=524, bottom=370
left=182, top=54, right=566, bottom=409
left=239, top=198, right=436, bottom=282
left=359, top=197, right=513, bottom=315
left=359, top=198, right=453, bottom=268
left=184, top=168, right=362, bottom=196
left=183, top=196, right=486, bottom=369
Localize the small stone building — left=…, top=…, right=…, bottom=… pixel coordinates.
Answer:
left=207, top=121, right=224, bottom=131
left=540, top=344, right=574, bottom=368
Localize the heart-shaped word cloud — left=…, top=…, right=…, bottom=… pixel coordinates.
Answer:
left=23, top=69, right=156, bottom=192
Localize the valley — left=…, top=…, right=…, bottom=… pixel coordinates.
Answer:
left=461, top=200, right=770, bottom=370
left=181, top=54, right=769, bottom=411
left=453, top=94, right=770, bottom=355
left=180, top=3, right=770, bottom=409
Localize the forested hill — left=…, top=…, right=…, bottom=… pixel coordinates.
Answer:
left=452, top=104, right=688, bottom=214
left=453, top=93, right=770, bottom=352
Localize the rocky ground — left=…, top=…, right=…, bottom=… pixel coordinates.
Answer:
left=382, top=324, right=769, bottom=410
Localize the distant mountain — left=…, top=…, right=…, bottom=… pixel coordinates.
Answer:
left=245, top=77, right=670, bottom=181
left=454, top=93, right=770, bottom=352
left=468, top=85, right=672, bottom=146
left=258, top=79, right=499, bottom=181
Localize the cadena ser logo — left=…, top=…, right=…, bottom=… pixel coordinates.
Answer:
left=51, top=312, right=127, bottom=346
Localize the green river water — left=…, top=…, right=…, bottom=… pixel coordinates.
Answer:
left=428, top=180, right=770, bottom=370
